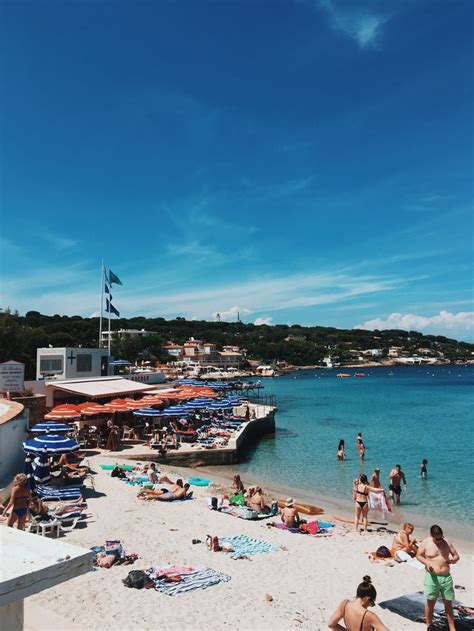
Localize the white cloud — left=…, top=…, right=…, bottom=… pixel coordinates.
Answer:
left=355, top=311, right=474, bottom=341
left=317, top=0, right=388, bottom=49
left=212, top=306, right=252, bottom=322
left=254, top=316, right=273, bottom=326
left=41, top=233, right=78, bottom=250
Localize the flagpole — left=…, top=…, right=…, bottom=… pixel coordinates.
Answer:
left=99, top=259, right=104, bottom=348
left=108, top=274, right=112, bottom=357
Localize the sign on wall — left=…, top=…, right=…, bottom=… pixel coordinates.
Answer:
left=0, top=361, right=25, bottom=393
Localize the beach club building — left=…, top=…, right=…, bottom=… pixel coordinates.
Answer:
left=164, top=338, right=245, bottom=370
left=36, top=347, right=110, bottom=381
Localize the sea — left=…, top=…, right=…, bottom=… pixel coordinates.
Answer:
left=231, top=365, right=474, bottom=526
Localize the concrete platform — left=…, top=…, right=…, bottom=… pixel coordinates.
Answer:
left=102, top=405, right=276, bottom=466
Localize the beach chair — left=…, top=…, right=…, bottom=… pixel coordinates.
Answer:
left=56, top=511, right=84, bottom=533
left=122, top=425, right=134, bottom=440
left=35, top=485, right=83, bottom=502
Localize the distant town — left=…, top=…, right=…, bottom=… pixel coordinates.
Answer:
left=1, top=310, right=473, bottom=382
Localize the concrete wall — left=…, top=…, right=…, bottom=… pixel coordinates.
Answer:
left=0, top=402, right=28, bottom=494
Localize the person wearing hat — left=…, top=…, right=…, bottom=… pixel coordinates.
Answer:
left=280, top=497, right=300, bottom=528
left=370, top=468, right=382, bottom=489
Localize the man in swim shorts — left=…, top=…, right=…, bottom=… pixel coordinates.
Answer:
left=416, top=524, right=460, bottom=631
left=389, top=464, right=407, bottom=505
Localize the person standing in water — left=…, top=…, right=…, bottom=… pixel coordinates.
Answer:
left=389, top=464, right=407, bottom=505
left=421, top=459, right=428, bottom=479
left=337, top=439, right=346, bottom=460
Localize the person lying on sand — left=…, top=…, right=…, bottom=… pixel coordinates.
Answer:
left=328, top=575, right=388, bottom=631
left=280, top=498, right=300, bottom=528
left=392, top=522, right=418, bottom=556
left=138, top=481, right=192, bottom=501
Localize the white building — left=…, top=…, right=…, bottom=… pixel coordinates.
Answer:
left=100, top=328, right=157, bottom=345
left=36, top=347, right=111, bottom=380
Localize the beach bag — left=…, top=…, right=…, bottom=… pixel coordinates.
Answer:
left=105, top=540, right=123, bottom=556
left=111, top=466, right=126, bottom=478
left=211, top=497, right=218, bottom=510
left=229, top=492, right=245, bottom=506
left=376, top=545, right=391, bottom=558
left=122, top=570, right=147, bottom=589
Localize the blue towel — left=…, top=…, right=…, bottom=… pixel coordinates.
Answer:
left=219, top=534, right=278, bottom=558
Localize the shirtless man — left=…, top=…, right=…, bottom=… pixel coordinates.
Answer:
left=389, top=464, right=407, bottom=505
left=280, top=498, right=300, bottom=528
left=416, top=525, right=460, bottom=631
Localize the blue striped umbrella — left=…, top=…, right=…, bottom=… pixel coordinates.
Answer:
left=207, top=401, right=234, bottom=411
left=133, top=408, right=163, bottom=417
left=23, top=454, right=36, bottom=491
left=161, top=406, right=189, bottom=416
left=23, top=434, right=80, bottom=454
left=33, top=449, right=51, bottom=485
left=30, top=421, right=73, bottom=434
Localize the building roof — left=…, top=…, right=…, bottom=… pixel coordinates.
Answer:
left=45, top=377, right=154, bottom=399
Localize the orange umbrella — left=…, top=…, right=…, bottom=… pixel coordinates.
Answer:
left=78, top=402, right=106, bottom=416
left=45, top=408, right=81, bottom=420
left=102, top=398, right=133, bottom=413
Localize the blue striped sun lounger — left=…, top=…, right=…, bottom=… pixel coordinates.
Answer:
left=35, top=485, right=83, bottom=501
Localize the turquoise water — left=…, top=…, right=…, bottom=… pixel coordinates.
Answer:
left=235, top=365, right=474, bottom=524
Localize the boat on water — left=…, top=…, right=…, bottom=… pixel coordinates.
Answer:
left=354, top=373, right=366, bottom=377
left=336, top=373, right=351, bottom=378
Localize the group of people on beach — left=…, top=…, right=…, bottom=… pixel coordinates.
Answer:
left=329, top=524, right=461, bottom=631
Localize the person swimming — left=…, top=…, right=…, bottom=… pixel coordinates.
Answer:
left=421, top=459, right=428, bottom=479
left=370, top=468, right=381, bottom=488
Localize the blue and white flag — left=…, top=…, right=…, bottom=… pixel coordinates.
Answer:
left=105, top=282, right=110, bottom=294
left=106, top=298, right=120, bottom=317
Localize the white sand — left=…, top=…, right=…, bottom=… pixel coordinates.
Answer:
left=24, top=455, right=474, bottom=631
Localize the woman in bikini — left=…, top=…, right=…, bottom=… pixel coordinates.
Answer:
left=353, top=474, right=383, bottom=532
left=337, top=439, right=346, bottom=461
left=4, top=473, right=32, bottom=530
left=328, top=575, right=388, bottom=630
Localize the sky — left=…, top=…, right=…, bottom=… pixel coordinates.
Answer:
left=1, top=0, right=473, bottom=341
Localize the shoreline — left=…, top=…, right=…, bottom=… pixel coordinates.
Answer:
left=100, top=455, right=474, bottom=553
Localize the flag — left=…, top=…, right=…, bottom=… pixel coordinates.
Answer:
left=109, top=269, right=123, bottom=286
left=105, top=282, right=110, bottom=294
left=106, top=298, right=120, bottom=317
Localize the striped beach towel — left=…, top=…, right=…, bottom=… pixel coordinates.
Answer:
left=219, top=534, right=277, bottom=558
left=146, top=566, right=231, bottom=596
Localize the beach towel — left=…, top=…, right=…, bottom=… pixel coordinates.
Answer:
left=146, top=566, right=231, bottom=596
left=395, top=550, right=425, bottom=570
left=379, top=592, right=474, bottom=630
left=368, top=491, right=392, bottom=519
left=218, top=534, right=278, bottom=558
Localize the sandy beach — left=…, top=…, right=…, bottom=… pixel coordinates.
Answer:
left=22, top=454, right=474, bottom=631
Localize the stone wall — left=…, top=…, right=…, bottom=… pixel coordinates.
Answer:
left=10, top=395, right=46, bottom=428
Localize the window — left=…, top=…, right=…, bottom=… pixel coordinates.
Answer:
left=76, top=354, right=92, bottom=372
left=40, top=356, right=63, bottom=374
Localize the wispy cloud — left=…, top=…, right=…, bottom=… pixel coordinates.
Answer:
left=355, top=311, right=474, bottom=341
left=41, top=233, right=78, bottom=251
left=311, top=0, right=390, bottom=49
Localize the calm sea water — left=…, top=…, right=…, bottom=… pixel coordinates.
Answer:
left=234, top=365, right=474, bottom=524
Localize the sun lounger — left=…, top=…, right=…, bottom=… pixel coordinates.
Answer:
left=35, top=485, right=83, bottom=501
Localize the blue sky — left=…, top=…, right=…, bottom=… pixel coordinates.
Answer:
left=1, top=0, right=473, bottom=340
